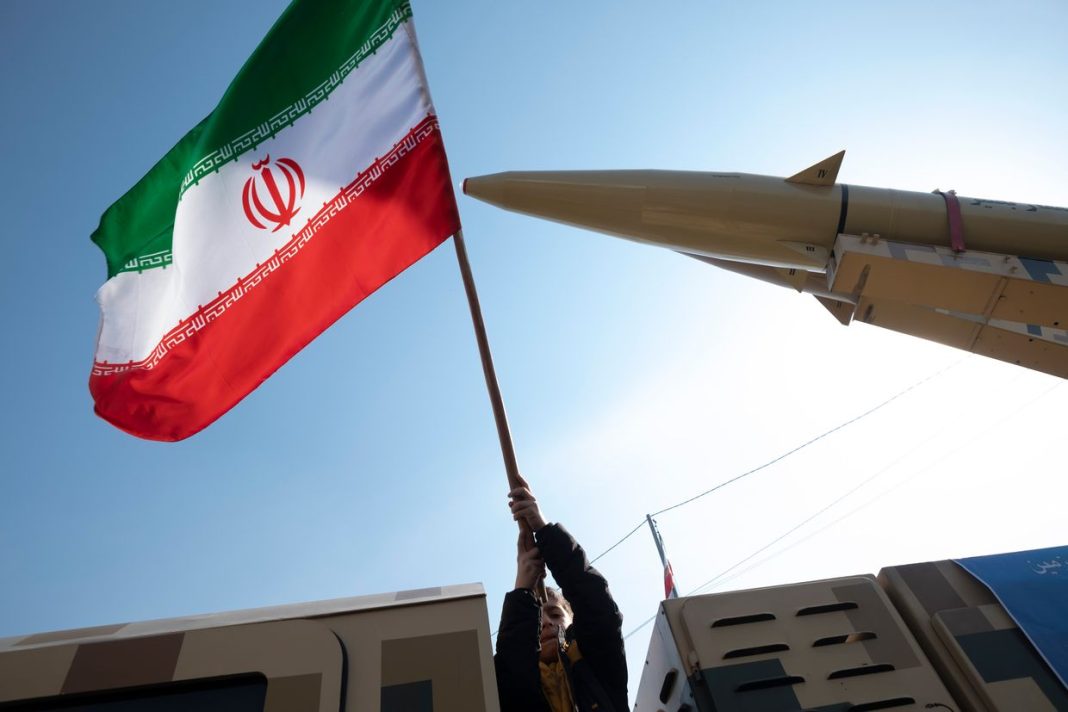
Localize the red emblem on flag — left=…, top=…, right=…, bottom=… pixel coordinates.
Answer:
left=242, top=155, right=306, bottom=232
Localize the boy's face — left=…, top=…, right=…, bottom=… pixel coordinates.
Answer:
left=539, top=602, right=572, bottom=663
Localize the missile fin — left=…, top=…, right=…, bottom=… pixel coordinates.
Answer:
left=815, top=295, right=855, bottom=325
left=786, top=150, right=845, bottom=186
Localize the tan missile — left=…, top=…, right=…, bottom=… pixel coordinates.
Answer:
left=464, top=153, right=1068, bottom=378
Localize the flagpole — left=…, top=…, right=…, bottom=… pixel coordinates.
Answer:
left=452, top=230, right=521, bottom=487
left=452, top=230, right=546, bottom=601
left=647, top=514, right=679, bottom=599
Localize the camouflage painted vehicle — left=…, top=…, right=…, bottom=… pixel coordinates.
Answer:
left=2, top=556, right=1063, bottom=711
left=0, top=583, right=498, bottom=711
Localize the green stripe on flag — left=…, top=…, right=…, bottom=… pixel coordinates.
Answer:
left=179, top=2, right=413, bottom=197
left=92, top=119, right=205, bottom=279
left=92, top=0, right=412, bottom=280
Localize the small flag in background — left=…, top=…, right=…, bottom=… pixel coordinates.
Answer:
left=663, top=559, right=679, bottom=600
left=89, top=0, right=459, bottom=441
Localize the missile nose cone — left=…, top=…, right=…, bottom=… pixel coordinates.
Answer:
left=461, top=171, right=647, bottom=230
left=462, top=173, right=512, bottom=207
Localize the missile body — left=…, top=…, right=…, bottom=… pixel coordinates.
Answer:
left=463, top=168, right=1068, bottom=272
left=464, top=154, right=1068, bottom=378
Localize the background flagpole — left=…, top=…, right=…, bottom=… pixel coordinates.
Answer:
left=452, top=230, right=546, bottom=601
left=647, top=514, right=680, bottom=599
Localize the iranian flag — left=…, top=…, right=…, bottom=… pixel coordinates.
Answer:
left=90, top=0, right=460, bottom=441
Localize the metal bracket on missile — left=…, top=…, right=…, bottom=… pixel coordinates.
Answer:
left=826, top=233, right=1068, bottom=349
left=933, top=190, right=966, bottom=252
left=827, top=234, right=1068, bottom=290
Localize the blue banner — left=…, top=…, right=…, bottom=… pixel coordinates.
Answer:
left=956, top=545, right=1068, bottom=691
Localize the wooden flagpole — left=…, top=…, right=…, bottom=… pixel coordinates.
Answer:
left=452, top=230, right=546, bottom=601
left=452, top=230, right=521, bottom=487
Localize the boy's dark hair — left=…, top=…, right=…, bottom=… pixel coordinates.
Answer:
left=545, top=587, right=573, bottom=620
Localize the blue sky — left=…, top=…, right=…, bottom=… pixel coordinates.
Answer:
left=1, top=0, right=1066, bottom=702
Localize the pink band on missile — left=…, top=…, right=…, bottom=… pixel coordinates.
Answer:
left=937, top=190, right=966, bottom=252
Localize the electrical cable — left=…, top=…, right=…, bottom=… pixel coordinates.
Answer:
left=692, top=377, right=1060, bottom=596
left=706, top=378, right=1064, bottom=594
left=618, top=377, right=1062, bottom=642
left=586, top=358, right=962, bottom=566
left=590, top=520, right=646, bottom=565
left=647, top=358, right=961, bottom=519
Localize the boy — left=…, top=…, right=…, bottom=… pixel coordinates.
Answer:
left=494, top=476, right=628, bottom=712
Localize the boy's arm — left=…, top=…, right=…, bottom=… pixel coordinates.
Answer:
left=494, top=587, right=545, bottom=711
left=537, top=523, right=628, bottom=711
left=493, top=531, right=548, bottom=711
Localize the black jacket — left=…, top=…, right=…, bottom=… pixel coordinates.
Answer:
left=494, top=523, right=628, bottom=712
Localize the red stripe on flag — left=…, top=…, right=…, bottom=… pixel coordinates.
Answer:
left=90, top=128, right=460, bottom=441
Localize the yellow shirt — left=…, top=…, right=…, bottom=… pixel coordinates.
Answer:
left=539, top=658, right=575, bottom=712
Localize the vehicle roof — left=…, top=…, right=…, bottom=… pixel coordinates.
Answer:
left=0, top=582, right=485, bottom=653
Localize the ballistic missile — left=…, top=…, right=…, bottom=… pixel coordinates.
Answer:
left=463, top=153, right=1068, bottom=378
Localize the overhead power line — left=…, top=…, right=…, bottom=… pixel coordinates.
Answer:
left=619, top=376, right=1061, bottom=643
left=590, top=520, right=646, bottom=565
left=647, top=359, right=961, bottom=519
left=588, top=358, right=962, bottom=565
